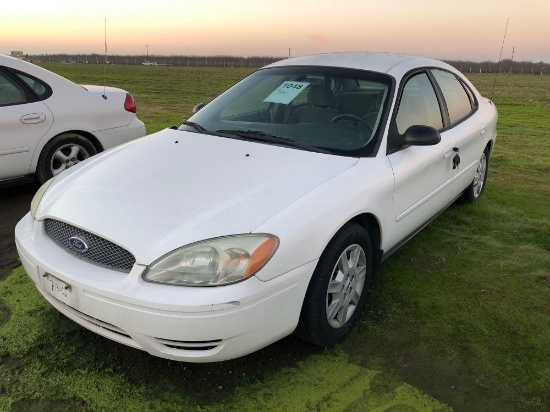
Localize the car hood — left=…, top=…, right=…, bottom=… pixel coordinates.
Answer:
left=38, top=130, right=358, bottom=264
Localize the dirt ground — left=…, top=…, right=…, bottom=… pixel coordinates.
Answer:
left=0, top=183, right=36, bottom=278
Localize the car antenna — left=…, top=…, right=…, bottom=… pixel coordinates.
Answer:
left=102, top=18, right=108, bottom=100
left=491, top=19, right=509, bottom=101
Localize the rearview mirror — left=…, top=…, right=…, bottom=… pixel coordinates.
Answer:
left=403, top=125, right=441, bottom=146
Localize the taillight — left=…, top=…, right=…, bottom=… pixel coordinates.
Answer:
left=124, top=93, right=137, bottom=113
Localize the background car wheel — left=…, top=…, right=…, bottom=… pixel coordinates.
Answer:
left=462, top=146, right=490, bottom=203
left=297, top=222, right=373, bottom=347
left=36, top=133, right=97, bottom=184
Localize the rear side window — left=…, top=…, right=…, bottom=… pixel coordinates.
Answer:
left=431, top=69, right=473, bottom=124
left=0, top=71, right=27, bottom=106
left=14, top=71, right=50, bottom=99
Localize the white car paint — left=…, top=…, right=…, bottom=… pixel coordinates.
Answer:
left=15, top=52, right=497, bottom=362
left=0, top=55, right=146, bottom=185
left=35, top=131, right=358, bottom=265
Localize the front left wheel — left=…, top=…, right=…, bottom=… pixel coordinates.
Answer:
left=297, top=222, right=373, bottom=347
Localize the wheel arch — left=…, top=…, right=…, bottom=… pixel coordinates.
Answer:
left=60, top=130, right=104, bottom=152
left=348, top=213, right=383, bottom=274
left=31, top=130, right=105, bottom=177
left=31, top=130, right=104, bottom=175
left=295, top=214, right=381, bottom=346
left=485, top=139, right=494, bottom=156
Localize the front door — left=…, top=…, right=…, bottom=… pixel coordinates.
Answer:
left=386, top=71, right=455, bottom=249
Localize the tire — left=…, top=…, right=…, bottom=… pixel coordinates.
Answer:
left=462, top=146, right=490, bottom=203
left=297, top=222, right=373, bottom=347
left=36, top=133, right=97, bottom=184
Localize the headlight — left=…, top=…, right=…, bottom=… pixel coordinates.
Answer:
left=142, top=234, right=279, bottom=286
left=30, top=177, right=56, bottom=219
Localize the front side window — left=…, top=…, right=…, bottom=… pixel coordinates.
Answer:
left=395, top=72, right=443, bottom=135
left=0, top=71, right=27, bottom=106
left=431, top=69, right=473, bottom=124
left=181, top=66, right=393, bottom=156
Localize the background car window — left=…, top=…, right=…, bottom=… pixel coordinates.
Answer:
left=396, top=72, right=443, bottom=134
left=431, top=69, right=473, bottom=124
left=0, top=72, right=26, bottom=106
left=15, top=72, right=48, bottom=98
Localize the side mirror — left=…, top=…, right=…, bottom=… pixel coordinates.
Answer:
left=192, top=103, right=206, bottom=114
left=402, top=125, right=441, bottom=146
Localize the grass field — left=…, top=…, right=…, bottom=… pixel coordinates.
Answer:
left=0, top=64, right=549, bottom=411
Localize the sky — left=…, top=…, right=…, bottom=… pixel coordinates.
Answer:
left=1, top=0, right=549, bottom=62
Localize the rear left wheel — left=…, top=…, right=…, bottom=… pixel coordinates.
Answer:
left=462, top=146, right=490, bottom=203
left=297, top=223, right=373, bottom=347
left=36, top=133, right=97, bottom=184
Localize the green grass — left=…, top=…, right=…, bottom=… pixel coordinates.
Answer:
left=42, top=64, right=255, bottom=133
left=1, top=66, right=549, bottom=411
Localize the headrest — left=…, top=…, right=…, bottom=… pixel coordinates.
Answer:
left=307, top=86, right=334, bottom=108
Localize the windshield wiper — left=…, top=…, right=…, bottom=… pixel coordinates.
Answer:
left=216, top=129, right=332, bottom=154
left=182, top=121, right=208, bottom=134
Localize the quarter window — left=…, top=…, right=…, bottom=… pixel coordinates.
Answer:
left=431, top=69, right=473, bottom=124
left=14, top=72, right=49, bottom=98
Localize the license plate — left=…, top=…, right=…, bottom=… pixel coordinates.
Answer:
left=41, top=273, right=76, bottom=307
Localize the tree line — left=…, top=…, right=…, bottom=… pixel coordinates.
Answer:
left=24, top=54, right=282, bottom=69
left=20, top=53, right=550, bottom=74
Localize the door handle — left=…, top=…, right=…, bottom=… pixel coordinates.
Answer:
left=20, top=113, right=46, bottom=124
left=443, top=146, right=453, bottom=158
left=481, top=122, right=486, bottom=135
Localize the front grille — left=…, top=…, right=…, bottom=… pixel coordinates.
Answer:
left=44, top=218, right=136, bottom=272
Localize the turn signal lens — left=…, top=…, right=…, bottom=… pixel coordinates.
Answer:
left=246, top=237, right=279, bottom=276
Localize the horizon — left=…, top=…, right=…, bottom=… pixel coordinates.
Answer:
left=9, top=51, right=550, bottom=65
left=2, top=0, right=549, bottom=62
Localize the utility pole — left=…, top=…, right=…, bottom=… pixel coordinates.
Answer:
left=288, top=48, right=291, bottom=58
left=146, top=45, right=149, bottom=60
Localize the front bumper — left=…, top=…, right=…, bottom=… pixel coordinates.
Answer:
left=15, top=213, right=315, bottom=362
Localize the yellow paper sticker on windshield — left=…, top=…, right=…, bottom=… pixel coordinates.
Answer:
left=263, top=81, right=310, bottom=104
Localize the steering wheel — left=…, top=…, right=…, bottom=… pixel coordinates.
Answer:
left=331, top=114, right=370, bottom=127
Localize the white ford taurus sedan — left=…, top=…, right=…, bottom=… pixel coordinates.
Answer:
left=15, top=52, right=497, bottom=362
left=0, top=55, right=145, bottom=187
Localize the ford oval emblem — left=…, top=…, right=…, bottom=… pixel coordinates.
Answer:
left=68, top=236, right=89, bottom=252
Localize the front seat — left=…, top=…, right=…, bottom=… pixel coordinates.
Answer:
left=288, top=86, right=340, bottom=123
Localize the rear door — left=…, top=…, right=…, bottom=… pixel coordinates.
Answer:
left=0, top=68, right=53, bottom=180
left=429, top=69, right=486, bottom=197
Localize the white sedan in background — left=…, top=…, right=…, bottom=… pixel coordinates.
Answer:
left=0, top=55, right=145, bottom=186
left=16, top=52, right=497, bottom=362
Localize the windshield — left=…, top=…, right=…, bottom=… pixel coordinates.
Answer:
left=180, top=66, right=393, bottom=156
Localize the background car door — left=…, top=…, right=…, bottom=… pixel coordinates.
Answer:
left=0, top=69, right=53, bottom=180
left=386, top=71, right=455, bottom=248
left=430, top=69, right=487, bottom=198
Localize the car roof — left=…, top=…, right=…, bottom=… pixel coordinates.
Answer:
left=264, top=52, right=450, bottom=75
left=0, top=54, right=82, bottom=91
